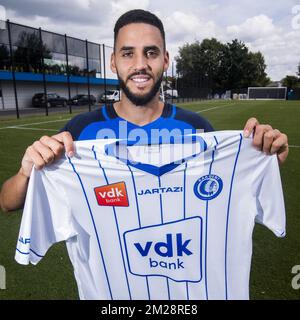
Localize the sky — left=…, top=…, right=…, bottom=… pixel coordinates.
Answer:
left=0, top=0, right=299, bottom=81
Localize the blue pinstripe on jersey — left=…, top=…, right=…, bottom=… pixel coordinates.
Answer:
left=183, top=162, right=190, bottom=300
left=183, top=162, right=188, bottom=220
left=127, top=165, right=151, bottom=300
left=16, top=247, right=44, bottom=258
left=157, top=175, right=171, bottom=300
left=92, top=146, right=132, bottom=300
left=15, top=248, right=29, bottom=255
left=158, top=176, right=164, bottom=225
left=68, top=156, right=113, bottom=299
left=30, top=248, right=44, bottom=258
left=127, top=165, right=142, bottom=229
left=224, top=134, right=243, bottom=299
left=204, top=136, right=219, bottom=300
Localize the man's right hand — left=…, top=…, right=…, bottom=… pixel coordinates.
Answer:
left=20, top=131, right=75, bottom=178
left=0, top=131, right=74, bottom=212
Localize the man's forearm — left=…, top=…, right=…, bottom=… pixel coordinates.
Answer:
left=0, top=168, right=30, bottom=212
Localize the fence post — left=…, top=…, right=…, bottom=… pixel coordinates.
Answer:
left=7, top=20, right=19, bottom=119
left=102, top=44, right=107, bottom=105
left=65, top=34, right=72, bottom=114
left=171, top=62, right=174, bottom=105
left=85, top=40, right=91, bottom=112
left=39, top=27, right=48, bottom=116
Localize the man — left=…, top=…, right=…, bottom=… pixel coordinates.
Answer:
left=0, top=9, right=289, bottom=212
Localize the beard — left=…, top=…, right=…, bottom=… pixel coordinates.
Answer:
left=118, top=71, right=163, bottom=106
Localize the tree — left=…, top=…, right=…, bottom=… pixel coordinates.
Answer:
left=176, top=40, right=202, bottom=78
left=281, top=75, right=300, bottom=88
left=218, top=39, right=269, bottom=89
left=243, top=51, right=270, bottom=87
left=13, top=31, right=52, bottom=72
left=175, top=38, right=270, bottom=94
left=219, top=39, right=249, bottom=89
left=175, top=38, right=225, bottom=92
left=0, top=44, right=9, bottom=70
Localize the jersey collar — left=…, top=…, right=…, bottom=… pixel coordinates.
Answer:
left=104, top=102, right=175, bottom=121
left=104, top=135, right=208, bottom=176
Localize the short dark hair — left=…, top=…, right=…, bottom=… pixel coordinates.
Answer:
left=114, top=9, right=166, bottom=51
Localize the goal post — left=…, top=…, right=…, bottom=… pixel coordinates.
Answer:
left=247, top=87, right=287, bottom=100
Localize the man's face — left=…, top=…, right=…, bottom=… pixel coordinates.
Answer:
left=111, top=23, right=169, bottom=106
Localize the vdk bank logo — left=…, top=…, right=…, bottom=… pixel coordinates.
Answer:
left=194, top=174, right=223, bottom=200
left=94, top=181, right=129, bottom=207
left=124, top=217, right=202, bottom=282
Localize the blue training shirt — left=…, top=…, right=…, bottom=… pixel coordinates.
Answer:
left=60, top=103, right=214, bottom=141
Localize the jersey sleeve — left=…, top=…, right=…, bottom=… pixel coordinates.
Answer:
left=15, top=167, right=77, bottom=265
left=253, top=154, right=286, bottom=237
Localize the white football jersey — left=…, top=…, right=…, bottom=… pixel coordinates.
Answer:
left=15, top=131, right=286, bottom=300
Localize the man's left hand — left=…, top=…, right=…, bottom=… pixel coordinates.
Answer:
left=243, top=117, right=289, bottom=165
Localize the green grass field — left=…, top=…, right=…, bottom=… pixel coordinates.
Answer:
left=0, top=100, right=299, bottom=300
